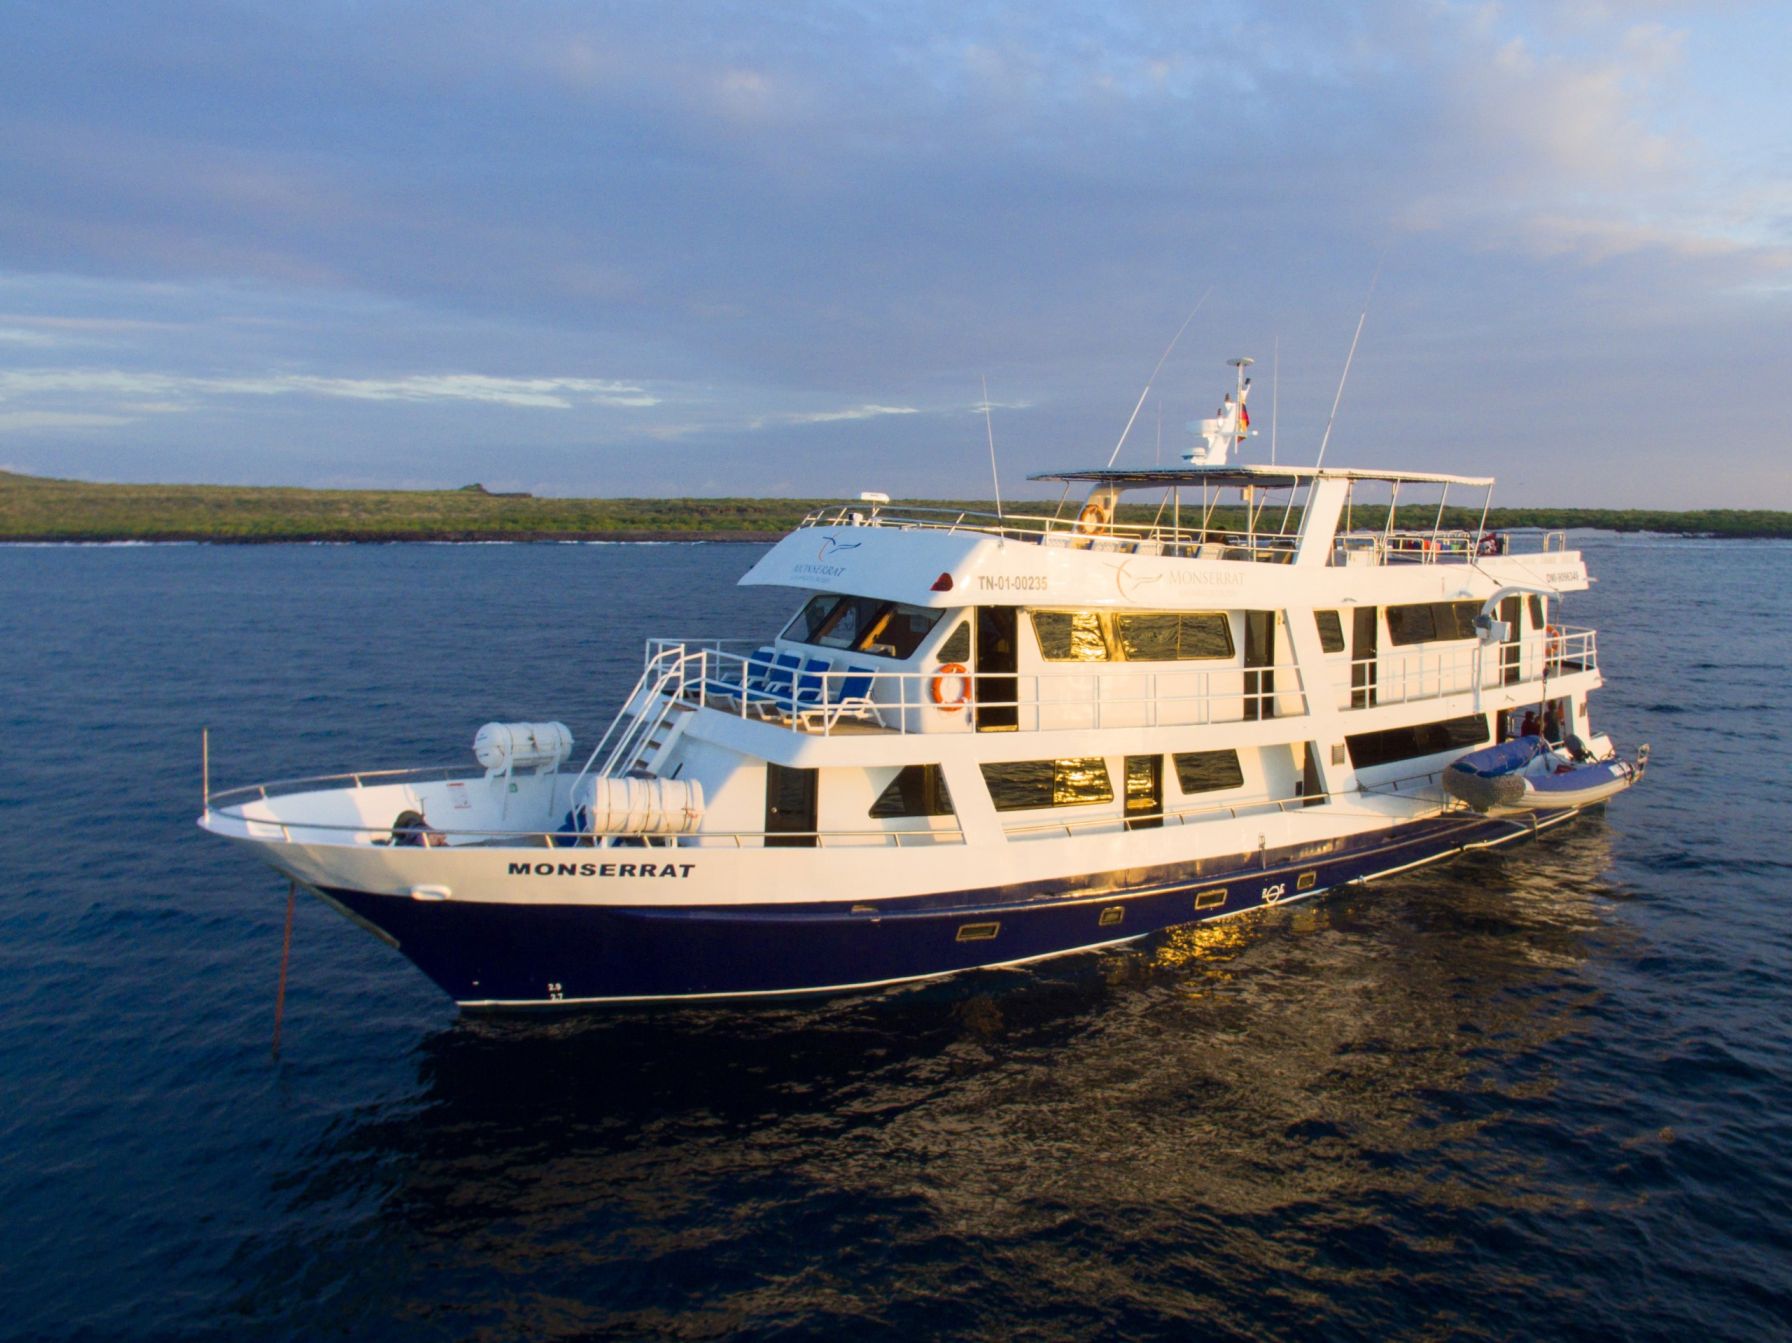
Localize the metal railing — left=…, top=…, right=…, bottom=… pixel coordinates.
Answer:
left=609, top=627, right=1597, bottom=742
left=799, top=501, right=1304, bottom=561
left=1333, top=529, right=1576, bottom=566
left=641, top=642, right=1312, bottom=737
left=1324, top=625, right=1598, bottom=710
left=802, top=503, right=1576, bottom=569
left=204, top=790, right=967, bottom=850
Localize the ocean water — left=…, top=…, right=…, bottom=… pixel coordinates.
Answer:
left=0, top=537, right=1788, bottom=1342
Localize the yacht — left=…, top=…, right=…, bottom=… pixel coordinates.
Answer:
left=201, top=361, right=1647, bottom=1007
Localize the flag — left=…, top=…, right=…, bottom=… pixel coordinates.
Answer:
left=1238, top=403, right=1250, bottom=436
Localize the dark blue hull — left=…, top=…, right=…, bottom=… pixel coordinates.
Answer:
left=320, top=807, right=1583, bottom=1007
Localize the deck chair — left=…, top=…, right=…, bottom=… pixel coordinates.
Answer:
left=742, top=651, right=805, bottom=716
left=799, top=664, right=885, bottom=730
left=702, top=644, right=774, bottom=706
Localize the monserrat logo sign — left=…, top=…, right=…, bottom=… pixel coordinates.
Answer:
left=794, top=534, right=862, bottom=581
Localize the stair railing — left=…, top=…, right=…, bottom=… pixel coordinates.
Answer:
left=567, top=644, right=703, bottom=800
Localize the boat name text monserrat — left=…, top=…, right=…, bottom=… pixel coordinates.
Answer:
left=507, top=861, right=698, bottom=879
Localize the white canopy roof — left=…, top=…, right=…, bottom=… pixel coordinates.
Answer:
left=1029, top=465, right=1495, bottom=489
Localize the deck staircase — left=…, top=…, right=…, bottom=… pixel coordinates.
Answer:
left=625, top=700, right=695, bottom=778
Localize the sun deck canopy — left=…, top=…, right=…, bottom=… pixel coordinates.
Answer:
left=1029, top=465, right=1496, bottom=490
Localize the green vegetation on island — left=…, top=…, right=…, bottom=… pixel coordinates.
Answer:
left=2, top=469, right=1787, bottom=542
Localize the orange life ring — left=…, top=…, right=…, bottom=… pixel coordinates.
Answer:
left=1076, top=500, right=1110, bottom=536
left=1546, top=625, right=1563, bottom=660
left=931, top=662, right=970, bottom=711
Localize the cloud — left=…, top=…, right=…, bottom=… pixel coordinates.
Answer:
left=760, top=404, right=919, bottom=427
left=217, top=373, right=658, bottom=409
left=0, top=368, right=658, bottom=412
left=0, top=1, right=1787, bottom=504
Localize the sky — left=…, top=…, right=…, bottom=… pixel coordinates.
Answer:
left=1, top=0, right=1787, bottom=507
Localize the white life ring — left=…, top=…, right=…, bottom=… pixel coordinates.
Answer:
left=931, top=662, right=971, bottom=711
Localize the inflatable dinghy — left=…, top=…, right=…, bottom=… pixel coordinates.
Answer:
left=1444, top=735, right=1649, bottom=814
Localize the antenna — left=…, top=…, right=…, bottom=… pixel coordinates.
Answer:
left=1313, top=252, right=1385, bottom=472
left=981, top=374, right=1003, bottom=522
left=1270, top=337, right=1279, bottom=467
left=1105, top=286, right=1212, bottom=469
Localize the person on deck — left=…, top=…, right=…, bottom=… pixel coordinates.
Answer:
left=1520, top=709, right=1540, bottom=739
left=1542, top=704, right=1562, bottom=743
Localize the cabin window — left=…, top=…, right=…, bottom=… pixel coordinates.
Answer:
left=982, top=757, right=1114, bottom=811
left=1314, top=610, right=1346, bottom=654
left=1172, top=750, right=1246, bottom=794
left=1113, top=612, right=1234, bottom=661
left=1528, top=595, right=1546, bottom=629
left=1345, top=714, right=1490, bottom=769
left=869, top=765, right=955, bottom=818
left=1385, top=601, right=1480, bottom=646
left=1032, top=610, right=1233, bottom=662
left=782, top=595, right=942, bottom=659
left=935, top=620, right=971, bottom=663
left=1031, top=611, right=1110, bottom=662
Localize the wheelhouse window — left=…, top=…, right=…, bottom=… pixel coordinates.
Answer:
left=1314, top=610, right=1346, bottom=654
left=869, top=765, right=955, bottom=818
left=1032, top=610, right=1234, bottom=662
left=1385, top=601, right=1480, bottom=646
left=782, top=595, right=943, bottom=659
left=1346, top=714, right=1489, bottom=769
left=1172, top=750, right=1246, bottom=794
left=935, top=620, right=971, bottom=663
left=982, top=758, right=1114, bottom=811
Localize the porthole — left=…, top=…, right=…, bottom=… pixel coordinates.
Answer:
left=1194, top=888, right=1228, bottom=911
left=1098, top=906, right=1124, bottom=928
left=956, top=921, right=1000, bottom=942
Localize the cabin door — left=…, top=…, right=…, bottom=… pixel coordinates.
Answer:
left=1499, top=596, right=1522, bottom=686
left=1351, top=606, right=1378, bottom=708
left=975, top=606, right=1019, bottom=731
left=1298, top=741, right=1324, bottom=806
left=1243, top=611, right=1276, bottom=720
left=1124, top=755, right=1163, bottom=830
left=765, top=764, right=818, bottom=847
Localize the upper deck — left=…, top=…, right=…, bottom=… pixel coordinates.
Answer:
left=744, top=464, right=1585, bottom=611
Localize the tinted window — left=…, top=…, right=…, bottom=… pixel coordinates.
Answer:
left=982, top=758, right=1114, bottom=811
left=936, top=620, right=971, bottom=663
left=869, top=765, right=955, bottom=818
left=1113, top=613, right=1234, bottom=661
left=1386, top=601, right=1480, bottom=646
left=1346, top=714, right=1489, bottom=769
left=1031, top=611, right=1110, bottom=661
left=1528, top=595, right=1545, bottom=629
left=1033, top=610, right=1232, bottom=661
left=874, top=603, right=946, bottom=657
left=1315, top=610, right=1345, bottom=654
left=1173, top=750, right=1245, bottom=794
left=1439, top=602, right=1480, bottom=640
left=782, top=595, right=942, bottom=659
left=783, top=594, right=844, bottom=644
left=1385, top=603, right=1436, bottom=644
